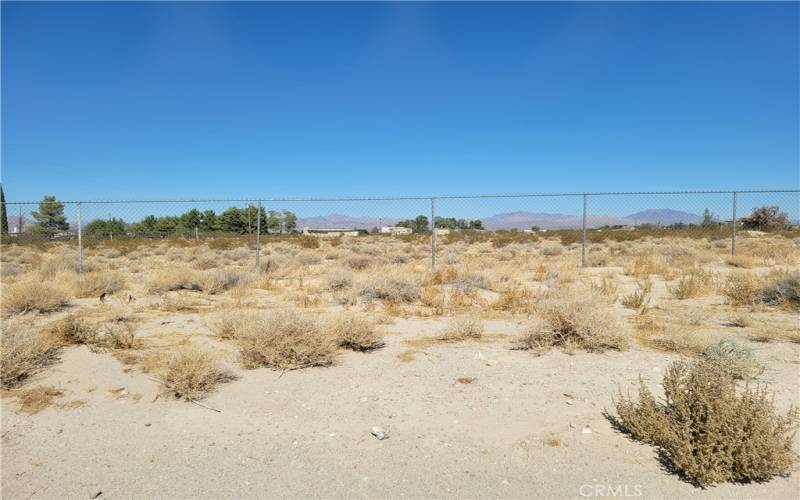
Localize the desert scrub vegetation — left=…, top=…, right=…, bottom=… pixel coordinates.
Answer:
left=151, top=347, right=233, bottom=401
left=329, top=314, right=384, bottom=351
left=515, top=288, right=629, bottom=353
left=667, top=269, right=715, bottom=299
left=620, top=279, right=652, bottom=310
left=760, top=270, right=800, bottom=310
left=357, top=270, right=419, bottom=304
left=76, top=270, right=126, bottom=298
left=438, top=315, right=484, bottom=342
left=719, top=272, right=761, bottom=306
left=230, top=310, right=337, bottom=370
left=701, top=340, right=763, bottom=380
left=2, top=278, right=71, bottom=314
left=613, top=358, right=798, bottom=487
left=1, top=321, right=59, bottom=388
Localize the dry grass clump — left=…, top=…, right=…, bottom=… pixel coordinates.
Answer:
left=632, top=309, right=715, bottom=355
left=48, top=315, right=99, bottom=346
left=297, top=235, right=320, bottom=249
left=725, top=255, right=755, bottom=269
left=346, top=255, right=372, bottom=270
left=99, top=322, right=139, bottom=350
left=621, top=279, right=652, bottom=310
left=358, top=273, right=419, bottom=303
left=613, top=358, right=798, bottom=487
left=76, top=270, right=126, bottom=298
left=515, top=289, right=628, bottom=353
left=760, top=271, right=800, bottom=310
left=702, top=339, right=763, bottom=380
left=624, top=253, right=669, bottom=278
left=151, top=347, right=233, bottom=400
left=720, top=272, right=761, bottom=306
left=667, top=270, right=715, bottom=300
left=201, top=268, right=247, bottom=294
left=588, top=276, right=618, bottom=304
left=232, top=310, right=337, bottom=370
left=329, top=314, right=384, bottom=351
left=1, top=322, right=59, bottom=388
left=147, top=266, right=201, bottom=293
left=326, top=269, right=353, bottom=291
left=438, top=315, right=484, bottom=342
left=490, top=281, right=533, bottom=313
left=2, top=278, right=71, bottom=314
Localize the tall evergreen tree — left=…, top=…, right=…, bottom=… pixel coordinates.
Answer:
left=0, top=184, right=8, bottom=234
left=32, top=195, right=69, bottom=237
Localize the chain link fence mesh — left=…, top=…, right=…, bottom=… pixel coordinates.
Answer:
left=2, top=190, right=798, bottom=272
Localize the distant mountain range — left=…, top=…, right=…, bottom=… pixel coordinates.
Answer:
left=298, top=209, right=705, bottom=230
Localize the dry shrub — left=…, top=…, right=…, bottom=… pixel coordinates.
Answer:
left=621, top=279, right=652, bottom=310
left=667, top=270, right=714, bottom=299
left=720, top=272, right=761, bottom=306
left=100, top=322, right=139, bottom=350
left=297, top=235, right=320, bottom=249
left=297, top=251, right=321, bottom=265
left=438, top=316, right=484, bottom=342
left=48, top=315, right=98, bottom=346
left=233, top=310, right=337, bottom=370
left=702, top=339, right=763, bottom=380
left=346, top=256, right=372, bottom=270
left=490, top=282, right=533, bottom=313
left=329, top=314, right=384, bottom=351
left=326, top=269, right=353, bottom=291
left=624, top=253, right=669, bottom=277
left=589, top=277, right=618, bottom=303
left=1, top=322, right=59, bottom=388
left=160, top=292, right=198, bottom=312
left=152, top=347, right=233, bottom=400
left=725, top=255, right=755, bottom=269
left=613, top=359, right=798, bottom=487
left=2, top=278, right=71, bottom=314
left=516, top=289, right=629, bottom=353
left=358, top=273, right=419, bottom=303
left=147, top=266, right=201, bottom=293
left=13, top=386, right=64, bottom=414
left=632, top=310, right=714, bottom=355
left=540, top=243, right=564, bottom=257
left=727, top=312, right=752, bottom=328
left=77, top=270, right=126, bottom=298
left=201, top=268, right=247, bottom=294
left=760, top=271, right=800, bottom=310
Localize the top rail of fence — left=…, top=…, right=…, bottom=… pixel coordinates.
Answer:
left=3, top=188, right=798, bottom=205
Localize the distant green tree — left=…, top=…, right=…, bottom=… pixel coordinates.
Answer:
left=218, top=207, right=247, bottom=233
left=397, top=215, right=429, bottom=234
left=0, top=184, right=8, bottom=235
left=282, top=210, right=297, bottom=233
left=31, top=195, right=69, bottom=237
left=85, top=217, right=127, bottom=236
left=153, top=216, right=180, bottom=234
left=200, top=210, right=218, bottom=231
left=180, top=208, right=203, bottom=230
left=701, top=208, right=715, bottom=227
left=131, top=215, right=158, bottom=234
left=469, top=220, right=484, bottom=230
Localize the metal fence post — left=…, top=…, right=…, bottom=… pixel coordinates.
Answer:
left=255, top=199, right=262, bottom=270
left=731, top=191, right=737, bottom=256
left=77, top=202, right=83, bottom=274
left=431, top=197, right=436, bottom=268
left=581, top=193, right=588, bottom=267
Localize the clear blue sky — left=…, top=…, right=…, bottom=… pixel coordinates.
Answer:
left=2, top=1, right=798, bottom=202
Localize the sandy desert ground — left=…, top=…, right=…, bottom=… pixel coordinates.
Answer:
left=1, top=230, right=799, bottom=499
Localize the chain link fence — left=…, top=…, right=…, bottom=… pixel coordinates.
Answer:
left=2, top=190, right=798, bottom=272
